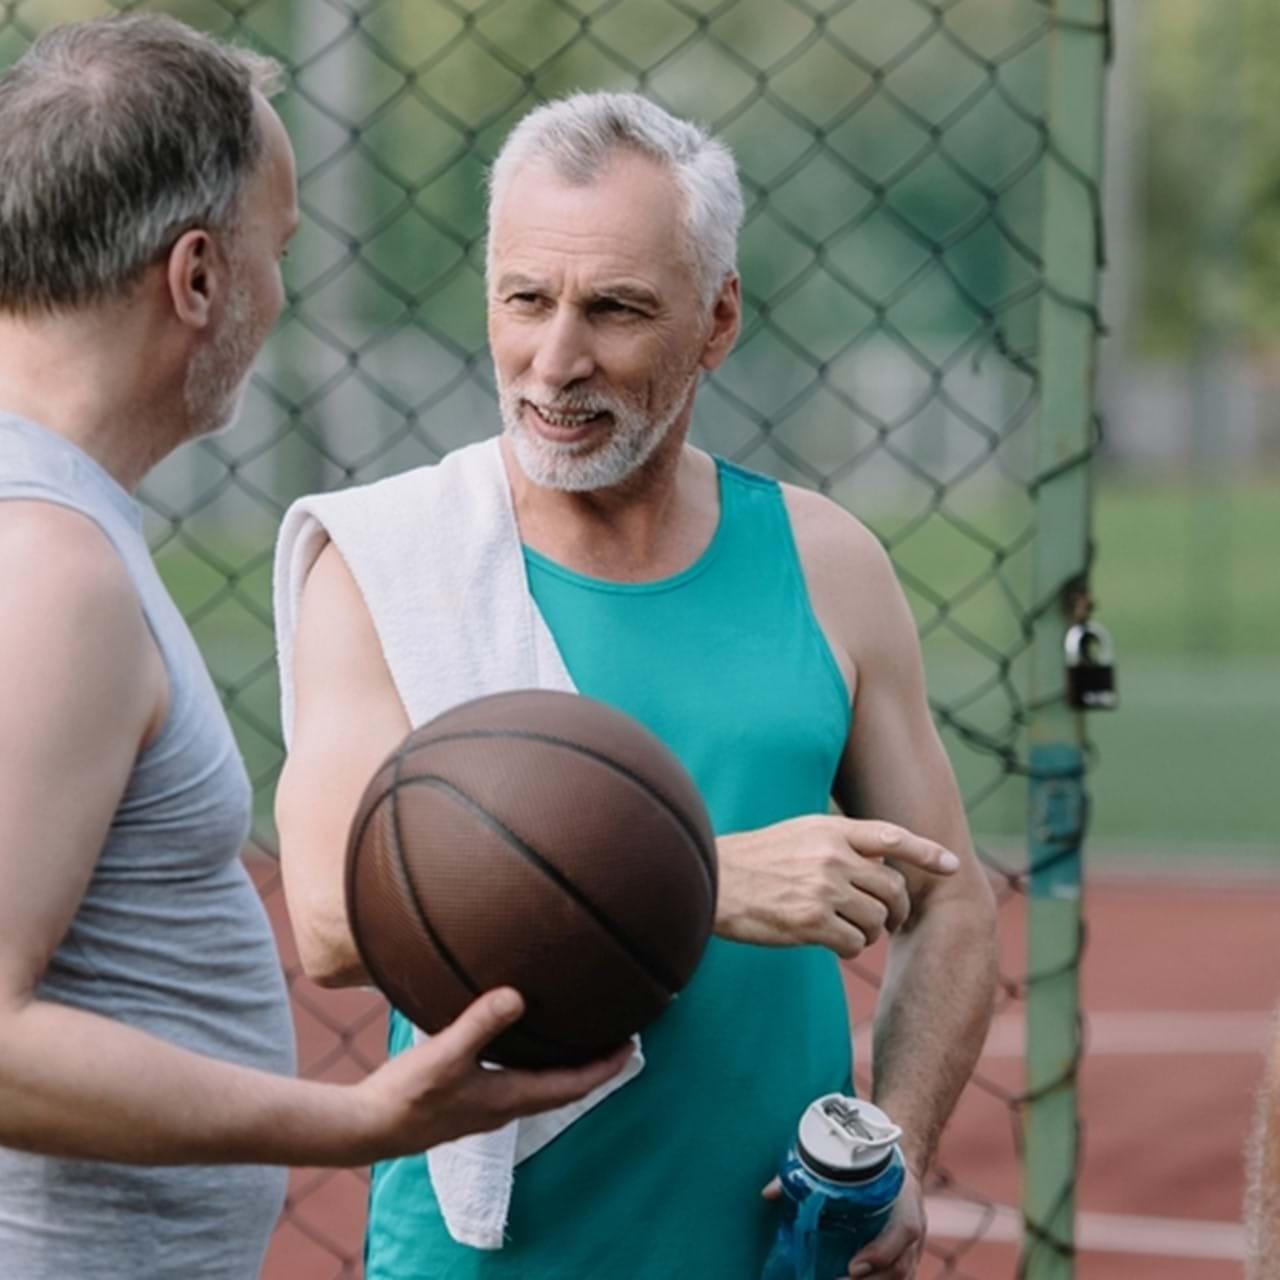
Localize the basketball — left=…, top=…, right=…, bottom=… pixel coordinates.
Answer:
left=344, top=689, right=718, bottom=1068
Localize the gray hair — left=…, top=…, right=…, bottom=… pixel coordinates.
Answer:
left=0, top=14, right=283, bottom=316
left=487, top=92, right=744, bottom=307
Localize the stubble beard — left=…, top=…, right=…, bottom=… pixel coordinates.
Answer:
left=183, top=269, right=259, bottom=439
left=498, top=366, right=698, bottom=493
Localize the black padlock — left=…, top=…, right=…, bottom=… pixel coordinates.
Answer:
left=1064, top=622, right=1118, bottom=710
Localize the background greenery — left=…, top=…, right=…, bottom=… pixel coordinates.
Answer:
left=5, top=0, right=1274, bottom=873
left=152, top=470, right=1279, bottom=863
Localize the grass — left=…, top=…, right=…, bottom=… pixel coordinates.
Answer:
left=1087, top=475, right=1279, bottom=863
left=1092, top=474, right=1280, bottom=660
left=149, top=472, right=1280, bottom=865
left=1087, top=657, right=1279, bottom=859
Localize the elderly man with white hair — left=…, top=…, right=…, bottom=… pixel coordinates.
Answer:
left=277, top=91, right=997, bottom=1280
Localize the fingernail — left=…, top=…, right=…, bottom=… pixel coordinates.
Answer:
left=880, top=826, right=900, bottom=846
left=850, top=1266, right=872, bottom=1278
left=938, top=850, right=960, bottom=871
left=493, top=989, right=521, bottom=1016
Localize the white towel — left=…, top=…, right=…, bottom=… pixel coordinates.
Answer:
left=274, top=438, right=570, bottom=732
left=272, top=436, right=644, bottom=1250
left=416, top=1028, right=643, bottom=1248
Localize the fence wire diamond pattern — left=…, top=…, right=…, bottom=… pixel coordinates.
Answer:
left=1, top=1, right=1105, bottom=1276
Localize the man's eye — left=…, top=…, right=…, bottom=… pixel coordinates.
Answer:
left=595, top=299, right=637, bottom=316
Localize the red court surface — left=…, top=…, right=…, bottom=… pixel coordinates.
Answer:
left=252, top=864, right=1280, bottom=1279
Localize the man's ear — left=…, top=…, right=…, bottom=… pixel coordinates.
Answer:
left=166, top=229, right=218, bottom=330
left=699, top=273, right=741, bottom=373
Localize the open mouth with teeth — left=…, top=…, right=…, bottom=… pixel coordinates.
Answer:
left=525, top=401, right=613, bottom=440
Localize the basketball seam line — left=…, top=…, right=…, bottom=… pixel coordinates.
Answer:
left=385, top=751, right=482, bottom=1002
left=401, top=773, right=684, bottom=996
left=405, top=728, right=717, bottom=898
left=344, top=760, right=426, bottom=1008
left=352, top=769, right=569, bottom=1057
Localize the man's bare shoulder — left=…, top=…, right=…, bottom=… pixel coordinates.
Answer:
left=0, top=500, right=133, bottom=605
left=779, top=482, right=919, bottom=679
left=0, top=499, right=162, bottom=746
left=780, top=482, right=898, bottom=593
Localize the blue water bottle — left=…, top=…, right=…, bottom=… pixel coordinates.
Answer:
left=761, top=1094, right=906, bottom=1280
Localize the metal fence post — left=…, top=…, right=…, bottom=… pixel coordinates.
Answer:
left=1023, top=1, right=1110, bottom=1276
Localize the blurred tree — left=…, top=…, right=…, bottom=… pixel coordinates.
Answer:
left=1139, top=0, right=1280, bottom=352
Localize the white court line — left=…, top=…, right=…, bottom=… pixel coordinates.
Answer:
left=927, top=1199, right=1246, bottom=1260
left=853, top=1012, right=1272, bottom=1062
left=981, top=1011, right=1273, bottom=1058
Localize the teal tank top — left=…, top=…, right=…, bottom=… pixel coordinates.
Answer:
left=367, top=458, right=853, bottom=1279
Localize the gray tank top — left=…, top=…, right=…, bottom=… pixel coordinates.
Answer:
left=0, top=415, right=295, bottom=1279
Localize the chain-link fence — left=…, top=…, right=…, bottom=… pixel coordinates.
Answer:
left=0, top=1, right=1109, bottom=1275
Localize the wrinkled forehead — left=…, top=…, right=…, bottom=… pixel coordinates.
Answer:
left=488, top=152, right=698, bottom=294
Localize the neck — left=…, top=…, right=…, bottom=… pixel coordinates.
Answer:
left=502, top=421, right=720, bottom=582
left=0, top=307, right=185, bottom=492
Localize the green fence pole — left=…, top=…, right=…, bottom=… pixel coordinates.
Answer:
left=1022, top=2, right=1110, bottom=1277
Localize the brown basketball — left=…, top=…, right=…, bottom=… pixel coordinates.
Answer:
left=344, top=689, right=718, bottom=1068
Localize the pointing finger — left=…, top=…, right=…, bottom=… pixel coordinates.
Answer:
left=843, top=821, right=960, bottom=874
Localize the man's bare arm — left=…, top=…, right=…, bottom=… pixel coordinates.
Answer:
left=0, top=505, right=630, bottom=1166
left=275, top=540, right=410, bottom=986
left=846, top=681, right=997, bottom=1174
left=834, top=563, right=996, bottom=1177
left=785, top=486, right=997, bottom=1279
left=782, top=486, right=997, bottom=1162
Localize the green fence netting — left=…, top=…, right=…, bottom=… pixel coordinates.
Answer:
left=0, top=1, right=1109, bottom=1275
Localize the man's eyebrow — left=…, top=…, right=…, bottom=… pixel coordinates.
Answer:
left=492, top=274, right=661, bottom=309
left=494, top=272, right=549, bottom=295
left=592, top=283, right=661, bottom=309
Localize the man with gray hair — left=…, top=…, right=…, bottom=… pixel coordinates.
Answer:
left=278, top=90, right=997, bottom=1279
left=0, top=19, right=630, bottom=1280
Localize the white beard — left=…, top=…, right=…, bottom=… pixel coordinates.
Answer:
left=498, top=371, right=695, bottom=492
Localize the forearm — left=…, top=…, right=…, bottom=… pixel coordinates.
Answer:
left=0, top=997, right=369, bottom=1166
left=869, top=892, right=997, bottom=1175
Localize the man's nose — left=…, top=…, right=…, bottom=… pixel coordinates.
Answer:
left=530, top=306, right=595, bottom=390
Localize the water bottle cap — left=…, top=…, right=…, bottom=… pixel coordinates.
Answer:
left=796, top=1095, right=902, bottom=1182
